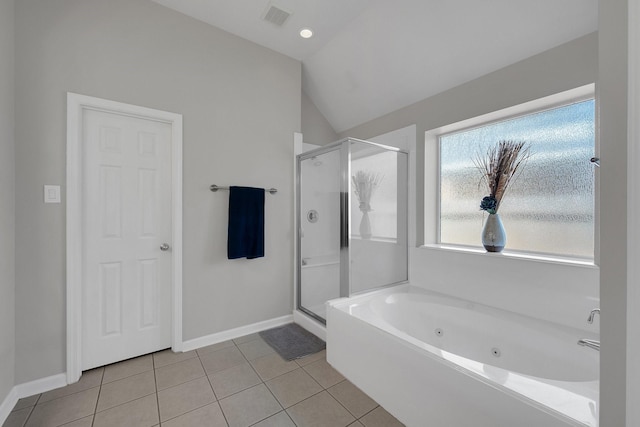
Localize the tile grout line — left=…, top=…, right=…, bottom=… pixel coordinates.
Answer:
left=203, top=347, right=233, bottom=426
left=79, top=394, right=160, bottom=426
left=232, top=340, right=332, bottom=421
left=90, top=368, right=106, bottom=427
left=298, top=363, right=326, bottom=390
left=28, top=374, right=104, bottom=427
left=218, top=340, right=259, bottom=426
left=281, top=387, right=325, bottom=413
left=156, top=406, right=218, bottom=426
left=158, top=400, right=224, bottom=426
left=33, top=392, right=43, bottom=406
left=153, top=348, right=239, bottom=424
left=238, top=336, right=297, bottom=427
left=280, top=364, right=364, bottom=426
left=152, top=350, right=198, bottom=370
left=285, top=388, right=326, bottom=414
left=325, top=378, right=378, bottom=422
left=18, top=402, right=36, bottom=427
left=152, top=353, right=162, bottom=426
left=154, top=358, right=208, bottom=394
left=256, top=360, right=288, bottom=425
left=283, top=410, right=298, bottom=427
left=197, top=346, right=233, bottom=427
left=234, top=337, right=343, bottom=424
left=272, top=359, right=348, bottom=424
left=357, top=405, right=382, bottom=424
left=267, top=362, right=327, bottom=413
left=28, top=373, right=103, bottom=409
left=209, top=339, right=290, bottom=426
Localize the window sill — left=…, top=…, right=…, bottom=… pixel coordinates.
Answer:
left=419, top=244, right=598, bottom=268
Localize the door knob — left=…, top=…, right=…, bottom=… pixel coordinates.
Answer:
left=160, top=243, right=170, bottom=251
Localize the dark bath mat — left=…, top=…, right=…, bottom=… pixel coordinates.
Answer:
left=259, top=323, right=326, bottom=361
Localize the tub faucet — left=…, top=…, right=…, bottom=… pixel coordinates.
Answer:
left=578, top=338, right=600, bottom=351
left=579, top=308, right=601, bottom=351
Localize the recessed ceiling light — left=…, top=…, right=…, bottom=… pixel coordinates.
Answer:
left=300, top=28, right=313, bottom=39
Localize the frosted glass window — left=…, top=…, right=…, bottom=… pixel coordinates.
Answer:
left=439, top=99, right=595, bottom=258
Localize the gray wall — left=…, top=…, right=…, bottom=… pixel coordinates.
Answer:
left=14, top=0, right=300, bottom=383
left=301, top=91, right=338, bottom=146
left=336, top=30, right=604, bottom=412
left=337, top=33, right=601, bottom=333
left=338, top=33, right=597, bottom=242
left=336, top=23, right=634, bottom=425
left=598, top=0, right=628, bottom=425
left=0, top=0, right=15, bottom=403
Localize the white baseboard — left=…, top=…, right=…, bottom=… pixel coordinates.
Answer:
left=293, top=310, right=326, bottom=341
left=0, top=373, right=67, bottom=426
left=0, top=387, right=18, bottom=426
left=14, top=373, right=67, bottom=400
left=182, top=314, right=294, bottom=352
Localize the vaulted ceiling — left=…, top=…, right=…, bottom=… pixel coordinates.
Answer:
left=151, top=0, right=598, bottom=133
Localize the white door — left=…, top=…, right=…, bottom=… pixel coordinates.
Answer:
left=81, top=108, right=172, bottom=370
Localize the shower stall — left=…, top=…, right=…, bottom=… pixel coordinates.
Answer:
left=296, top=138, right=409, bottom=324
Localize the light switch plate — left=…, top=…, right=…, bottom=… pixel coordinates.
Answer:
left=44, top=185, right=61, bottom=203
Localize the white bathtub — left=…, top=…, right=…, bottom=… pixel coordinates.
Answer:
left=326, top=284, right=599, bottom=427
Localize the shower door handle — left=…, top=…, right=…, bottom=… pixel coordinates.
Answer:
left=340, top=191, right=349, bottom=249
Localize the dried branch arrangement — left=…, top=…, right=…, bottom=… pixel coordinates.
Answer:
left=475, top=140, right=530, bottom=214
left=352, top=170, right=383, bottom=210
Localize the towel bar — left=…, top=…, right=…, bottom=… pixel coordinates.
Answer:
left=210, top=184, right=277, bottom=195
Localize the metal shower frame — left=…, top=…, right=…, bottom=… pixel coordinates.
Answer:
left=296, top=137, right=409, bottom=324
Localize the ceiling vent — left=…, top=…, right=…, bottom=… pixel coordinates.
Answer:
left=262, top=4, right=291, bottom=26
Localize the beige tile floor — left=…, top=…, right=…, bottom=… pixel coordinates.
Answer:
left=3, top=332, right=405, bottom=427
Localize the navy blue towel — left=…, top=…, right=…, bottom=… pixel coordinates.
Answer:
left=227, top=186, right=265, bottom=259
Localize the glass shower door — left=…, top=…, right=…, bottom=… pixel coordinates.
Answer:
left=297, top=147, right=342, bottom=322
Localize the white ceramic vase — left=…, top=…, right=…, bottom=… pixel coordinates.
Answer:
left=359, top=204, right=372, bottom=239
left=482, top=213, right=506, bottom=252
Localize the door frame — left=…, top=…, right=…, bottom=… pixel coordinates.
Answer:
left=66, top=92, right=183, bottom=383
